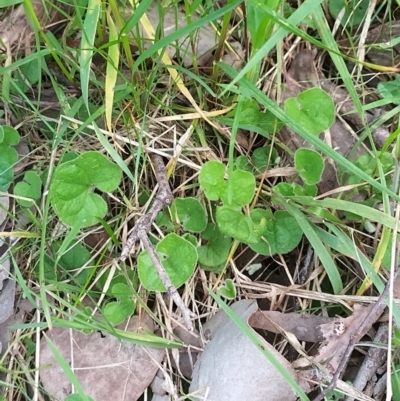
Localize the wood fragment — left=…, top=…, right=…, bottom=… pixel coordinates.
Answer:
left=120, top=153, right=194, bottom=330
left=311, top=265, right=399, bottom=401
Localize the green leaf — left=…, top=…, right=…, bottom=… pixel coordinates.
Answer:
left=183, top=233, right=198, bottom=247
left=103, top=300, right=136, bottom=325
left=235, top=155, right=253, bottom=172
left=155, top=209, right=176, bottom=232
left=14, top=171, right=42, bottom=207
left=328, top=0, right=369, bottom=28
left=12, top=57, right=40, bottom=94
left=96, top=269, right=138, bottom=296
left=200, top=161, right=255, bottom=206
left=103, top=283, right=136, bottom=325
left=0, top=162, right=13, bottom=191
left=111, top=282, right=132, bottom=300
left=285, top=88, right=335, bottom=135
left=199, top=161, right=226, bottom=201
left=65, top=394, right=95, bottom=401
left=171, top=197, right=207, bottom=232
left=198, top=223, right=232, bottom=272
left=249, top=209, right=303, bottom=256
left=0, top=125, right=20, bottom=164
left=138, top=233, right=198, bottom=292
left=294, top=148, right=324, bottom=185
left=216, top=205, right=259, bottom=244
left=218, top=279, right=236, bottom=299
left=221, top=169, right=255, bottom=207
left=252, top=146, right=279, bottom=173
left=50, top=151, right=122, bottom=227
left=273, top=182, right=295, bottom=197
left=378, top=76, right=400, bottom=105
left=293, top=183, right=317, bottom=197
left=224, top=99, right=283, bottom=135
left=43, top=241, right=93, bottom=284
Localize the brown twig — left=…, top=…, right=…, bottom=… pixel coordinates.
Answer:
left=120, top=153, right=194, bottom=330
left=312, top=264, right=399, bottom=401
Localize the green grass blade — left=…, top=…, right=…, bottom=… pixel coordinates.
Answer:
left=222, top=0, right=325, bottom=93
left=80, top=0, right=101, bottom=110
left=284, top=201, right=343, bottom=294
left=105, top=14, right=120, bottom=131
left=0, top=49, right=50, bottom=75
left=120, top=0, right=154, bottom=36
left=91, top=122, right=135, bottom=182
left=133, top=0, right=243, bottom=70
left=293, top=197, right=398, bottom=229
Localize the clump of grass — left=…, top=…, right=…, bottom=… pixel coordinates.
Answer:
left=1, top=0, right=399, bottom=400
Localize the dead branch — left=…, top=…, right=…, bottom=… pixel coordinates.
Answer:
left=312, top=265, right=399, bottom=401
left=120, top=153, right=194, bottom=330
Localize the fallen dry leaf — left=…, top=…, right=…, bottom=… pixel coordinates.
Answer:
left=39, top=313, right=165, bottom=401
left=248, top=310, right=332, bottom=342
left=298, top=302, right=386, bottom=390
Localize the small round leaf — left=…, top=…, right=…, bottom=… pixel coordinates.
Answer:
left=198, top=223, right=232, bottom=272
left=295, top=148, right=324, bottom=185
left=0, top=162, right=13, bottom=191
left=221, top=169, right=255, bottom=207
left=285, top=88, right=335, bottom=135
left=171, top=197, right=207, bottom=232
left=138, top=233, right=198, bottom=292
left=103, top=299, right=136, bottom=325
left=14, top=171, right=42, bottom=207
left=218, top=279, right=237, bottom=299
left=328, top=0, right=369, bottom=27
left=199, top=161, right=226, bottom=201
left=216, top=205, right=259, bottom=244
left=50, top=151, right=122, bottom=227
left=249, top=209, right=303, bottom=256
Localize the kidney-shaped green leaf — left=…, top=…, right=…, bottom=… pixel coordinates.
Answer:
left=0, top=162, right=13, bottom=191
left=198, top=223, right=232, bottom=272
left=218, top=278, right=237, bottom=299
left=50, top=151, right=122, bottom=227
left=294, top=148, right=324, bottom=185
left=0, top=126, right=20, bottom=169
left=221, top=169, right=256, bottom=207
left=285, top=88, right=335, bottom=135
left=216, top=205, right=260, bottom=244
left=249, top=209, right=303, bottom=255
left=138, top=233, right=198, bottom=292
left=14, top=171, right=42, bottom=207
left=199, top=161, right=226, bottom=201
left=171, top=197, right=207, bottom=232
